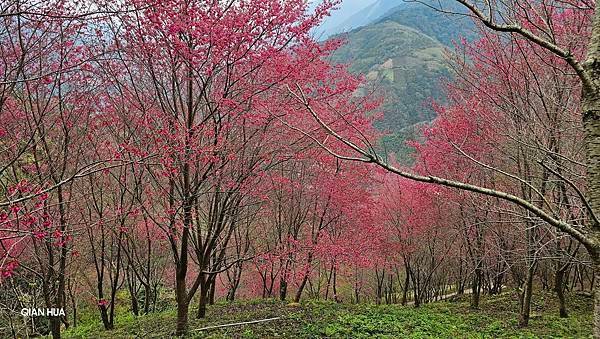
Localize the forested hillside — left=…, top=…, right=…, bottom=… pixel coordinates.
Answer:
left=329, top=1, right=474, bottom=160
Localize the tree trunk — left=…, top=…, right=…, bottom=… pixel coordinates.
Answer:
left=99, top=306, right=112, bottom=330
left=324, top=263, right=334, bottom=300
left=175, top=300, right=189, bottom=337
left=227, top=286, right=237, bottom=302
left=471, top=266, right=482, bottom=309
left=581, top=1, right=600, bottom=333
left=50, top=186, right=68, bottom=338
left=294, top=275, right=309, bottom=303
left=67, top=279, right=77, bottom=328
left=208, top=278, right=216, bottom=305
left=144, top=284, right=151, bottom=314
left=555, top=265, right=569, bottom=318
left=227, top=269, right=240, bottom=302
left=332, top=266, right=339, bottom=303
left=197, top=280, right=209, bottom=319
left=127, top=271, right=139, bottom=316
left=131, top=292, right=139, bottom=317
left=592, top=260, right=600, bottom=338
left=175, top=276, right=189, bottom=336
left=50, top=317, right=61, bottom=339
left=401, top=271, right=410, bottom=306
left=518, top=264, right=535, bottom=328
left=412, top=282, right=421, bottom=308
left=279, top=277, right=288, bottom=301
left=153, top=283, right=159, bottom=312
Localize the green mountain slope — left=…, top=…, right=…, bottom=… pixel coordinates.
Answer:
left=331, top=21, right=450, bottom=158
left=378, top=2, right=476, bottom=46
left=329, top=5, right=475, bottom=160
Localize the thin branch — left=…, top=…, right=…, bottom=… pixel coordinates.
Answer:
left=290, top=86, right=593, bottom=250
left=0, top=155, right=157, bottom=207
left=539, top=160, right=599, bottom=226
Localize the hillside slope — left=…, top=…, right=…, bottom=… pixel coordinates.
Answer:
left=332, top=21, right=448, bottom=131
left=377, top=1, right=476, bottom=45
left=62, top=291, right=592, bottom=338
left=329, top=3, right=475, bottom=159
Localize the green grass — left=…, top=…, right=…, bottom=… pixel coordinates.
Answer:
left=61, top=290, right=593, bottom=338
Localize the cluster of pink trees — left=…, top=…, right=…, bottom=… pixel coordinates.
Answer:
left=367, top=3, right=591, bottom=326
left=0, top=0, right=384, bottom=337
left=295, top=0, right=598, bottom=333
left=2, top=0, right=600, bottom=338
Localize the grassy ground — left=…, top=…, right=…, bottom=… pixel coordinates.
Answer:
left=62, top=290, right=593, bottom=338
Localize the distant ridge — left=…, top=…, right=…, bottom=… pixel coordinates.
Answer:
left=330, top=0, right=403, bottom=37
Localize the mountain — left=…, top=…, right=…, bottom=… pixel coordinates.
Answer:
left=313, top=0, right=378, bottom=39
left=318, top=0, right=474, bottom=42
left=329, top=2, right=475, bottom=160
left=331, top=21, right=449, bottom=159
left=375, top=2, right=476, bottom=45
left=330, top=0, right=402, bottom=37
left=332, top=22, right=447, bottom=128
